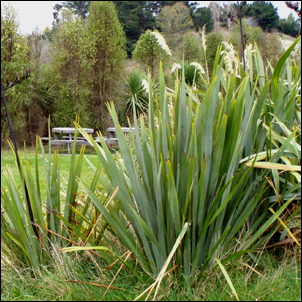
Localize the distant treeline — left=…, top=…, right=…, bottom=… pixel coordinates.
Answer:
left=48, top=1, right=300, bottom=57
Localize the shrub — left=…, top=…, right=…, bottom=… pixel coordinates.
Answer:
left=2, top=35, right=300, bottom=298
left=178, top=32, right=203, bottom=62
left=1, top=129, right=106, bottom=270
left=229, top=21, right=263, bottom=55
left=120, top=69, right=150, bottom=122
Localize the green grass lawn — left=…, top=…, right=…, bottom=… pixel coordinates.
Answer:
left=1, top=146, right=103, bottom=197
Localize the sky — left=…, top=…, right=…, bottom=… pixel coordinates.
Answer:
left=1, top=1, right=300, bottom=36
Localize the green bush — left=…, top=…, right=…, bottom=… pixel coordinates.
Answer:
left=178, top=32, right=203, bottom=62
left=120, top=69, right=151, bottom=123
left=229, top=22, right=263, bottom=56
left=172, top=61, right=206, bottom=91
left=132, top=30, right=172, bottom=78
left=1, top=130, right=107, bottom=270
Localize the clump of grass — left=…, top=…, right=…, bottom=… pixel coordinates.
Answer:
left=153, top=251, right=301, bottom=301
left=2, top=246, right=300, bottom=301
left=1, top=244, right=150, bottom=301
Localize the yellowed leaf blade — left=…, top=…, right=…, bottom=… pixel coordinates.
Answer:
left=246, top=162, right=301, bottom=171
left=215, top=258, right=240, bottom=301
left=269, top=208, right=301, bottom=247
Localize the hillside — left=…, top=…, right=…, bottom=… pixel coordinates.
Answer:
left=123, top=28, right=300, bottom=75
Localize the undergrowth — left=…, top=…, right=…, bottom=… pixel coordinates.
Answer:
left=1, top=245, right=300, bottom=301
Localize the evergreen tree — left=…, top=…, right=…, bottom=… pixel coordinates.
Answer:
left=49, top=9, right=92, bottom=127
left=248, top=1, right=279, bottom=31
left=114, top=1, right=155, bottom=57
left=53, top=1, right=90, bottom=21
left=277, top=13, right=300, bottom=37
left=86, top=1, right=127, bottom=130
left=192, top=7, right=214, bottom=32
left=61, top=1, right=90, bottom=19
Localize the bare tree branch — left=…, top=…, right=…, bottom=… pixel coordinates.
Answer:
left=4, top=69, right=31, bottom=91
left=285, top=1, right=301, bottom=17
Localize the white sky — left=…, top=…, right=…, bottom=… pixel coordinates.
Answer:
left=1, top=1, right=300, bottom=36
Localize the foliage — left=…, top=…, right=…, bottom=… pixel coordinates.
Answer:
left=192, top=6, right=214, bottom=33
left=86, top=1, right=127, bottom=131
left=173, top=61, right=205, bottom=91
left=1, top=22, right=300, bottom=298
left=247, top=1, right=279, bottom=31
left=153, top=1, right=196, bottom=16
left=52, top=1, right=200, bottom=58
left=121, top=69, right=157, bottom=121
left=2, top=23, right=51, bottom=146
left=114, top=1, right=156, bottom=57
left=1, top=127, right=110, bottom=270
left=260, top=33, right=284, bottom=67
left=1, top=4, right=31, bottom=145
left=220, top=2, right=237, bottom=31
left=1, top=5, right=29, bottom=80
left=41, top=26, right=54, bottom=42
left=178, top=32, right=203, bottom=62
left=61, top=1, right=90, bottom=19
left=277, top=13, right=301, bottom=37
left=229, top=21, right=284, bottom=68
left=229, top=21, right=263, bottom=58
left=209, top=1, right=222, bottom=30
left=62, top=37, right=301, bottom=287
left=201, top=30, right=223, bottom=77
left=156, top=2, right=194, bottom=35
left=52, top=1, right=90, bottom=27
left=132, top=30, right=171, bottom=77
left=21, top=30, right=52, bottom=143
left=49, top=9, right=92, bottom=128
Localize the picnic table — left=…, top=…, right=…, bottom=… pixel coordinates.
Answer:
left=41, top=127, right=135, bottom=152
left=103, top=127, right=135, bottom=147
left=107, top=127, right=135, bottom=138
left=52, top=127, right=94, bottom=140
left=41, top=127, right=94, bottom=154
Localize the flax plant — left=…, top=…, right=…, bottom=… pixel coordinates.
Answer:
left=218, top=36, right=301, bottom=238
left=63, top=37, right=301, bottom=284
left=1, top=124, right=104, bottom=270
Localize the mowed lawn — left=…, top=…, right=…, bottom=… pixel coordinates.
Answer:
left=1, top=146, right=103, bottom=198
